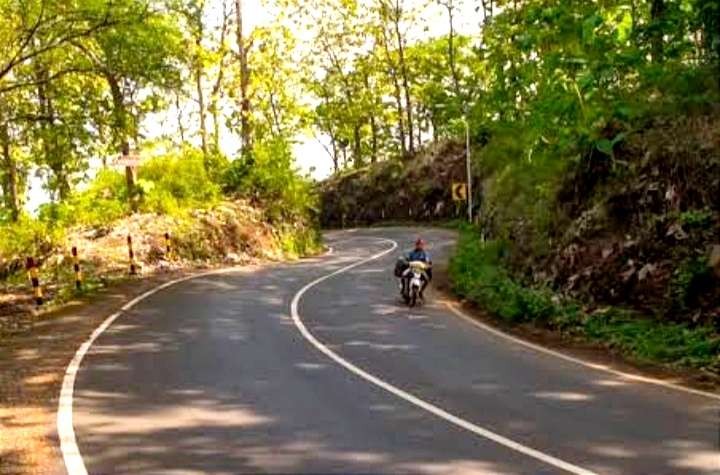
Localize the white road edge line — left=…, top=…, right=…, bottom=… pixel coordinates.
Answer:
left=57, top=241, right=345, bottom=475
left=443, top=303, right=720, bottom=402
left=57, top=267, right=251, bottom=475
left=290, top=238, right=598, bottom=475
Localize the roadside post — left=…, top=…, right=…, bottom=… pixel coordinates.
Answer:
left=464, top=114, right=473, bottom=224
left=114, top=147, right=142, bottom=213
left=25, top=257, right=43, bottom=306
left=164, top=232, right=172, bottom=261
left=71, top=246, right=82, bottom=290
left=127, top=235, right=137, bottom=275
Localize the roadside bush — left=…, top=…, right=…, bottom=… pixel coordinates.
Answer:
left=138, top=148, right=221, bottom=214
left=223, top=138, right=318, bottom=224
left=0, top=216, right=63, bottom=258
left=0, top=216, right=65, bottom=279
left=38, top=169, right=128, bottom=228
left=670, top=257, right=713, bottom=313
left=450, top=226, right=557, bottom=324
left=277, top=224, right=323, bottom=258
left=584, top=309, right=720, bottom=367
left=449, top=225, right=720, bottom=372
left=35, top=149, right=221, bottom=229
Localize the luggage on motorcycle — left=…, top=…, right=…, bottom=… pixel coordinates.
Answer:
left=394, top=257, right=408, bottom=278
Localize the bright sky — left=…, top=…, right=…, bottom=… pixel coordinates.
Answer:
left=26, top=0, right=481, bottom=212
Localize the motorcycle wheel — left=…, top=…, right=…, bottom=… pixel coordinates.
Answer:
left=410, top=288, right=418, bottom=308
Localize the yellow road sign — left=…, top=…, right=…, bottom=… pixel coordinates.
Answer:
left=452, top=183, right=468, bottom=202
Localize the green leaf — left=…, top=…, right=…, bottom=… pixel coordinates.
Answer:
left=596, top=138, right=614, bottom=156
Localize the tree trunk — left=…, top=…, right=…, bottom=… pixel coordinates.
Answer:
left=210, top=1, right=230, bottom=152
left=210, top=55, right=227, bottom=152
left=443, top=1, right=462, bottom=99
left=650, top=0, right=666, bottom=62
left=431, top=114, right=438, bottom=143
left=330, top=136, right=339, bottom=173
left=369, top=114, right=378, bottom=164
left=37, top=78, right=70, bottom=201
left=392, top=79, right=406, bottom=154
left=0, top=117, right=19, bottom=221
left=176, top=92, right=186, bottom=143
left=379, top=27, right=406, bottom=155
left=107, top=74, right=137, bottom=212
left=353, top=124, right=362, bottom=168
left=392, top=0, right=414, bottom=154
left=195, top=39, right=208, bottom=156
left=480, top=0, right=494, bottom=24
left=364, top=69, right=379, bottom=164
left=235, top=0, right=252, bottom=155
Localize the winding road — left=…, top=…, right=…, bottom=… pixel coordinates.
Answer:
left=61, top=228, right=719, bottom=474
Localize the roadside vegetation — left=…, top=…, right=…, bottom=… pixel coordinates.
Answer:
left=0, top=1, right=320, bottom=331
left=0, top=143, right=320, bottom=334
left=314, top=0, right=720, bottom=376
left=0, top=0, right=718, bottom=372
left=451, top=225, right=720, bottom=375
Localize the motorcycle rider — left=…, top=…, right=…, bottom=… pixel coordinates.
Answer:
left=403, top=238, right=432, bottom=300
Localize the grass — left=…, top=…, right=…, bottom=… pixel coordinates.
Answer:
left=449, top=225, right=720, bottom=373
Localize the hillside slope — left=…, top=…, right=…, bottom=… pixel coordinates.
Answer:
left=320, top=111, right=720, bottom=373
left=0, top=200, right=320, bottom=335
left=320, top=141, right=471, bottom=227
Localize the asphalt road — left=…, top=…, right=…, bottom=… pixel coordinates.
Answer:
left=68, top=227, right=719, bottom=474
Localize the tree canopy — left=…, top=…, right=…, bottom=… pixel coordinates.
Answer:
left=0, top=0, right=718, bottom=221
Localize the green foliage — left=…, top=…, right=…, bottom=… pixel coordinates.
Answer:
left=38, top=169, right=128, bottom=227
left=138, top=149, right=221, bottom=215
left=584, top=309, right=720, bottom=367
left=277, top=225, right=323, bottom=258
left=450, top=226, right=557, bottom=324
left=34, top=149, right=221, bottom=229
left=0, top=215, right=64, bottom=263
left=670, top=257, right=713, bottom=312
left=679, top=209, right=713, bottom=228
left=223, top=138, right=318, bottom=223
left=450, top=226, right=719, bottom=370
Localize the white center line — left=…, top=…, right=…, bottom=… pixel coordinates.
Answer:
left=290, top=238, right=597, bottom=475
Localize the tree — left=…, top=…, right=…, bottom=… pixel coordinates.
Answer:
left=438, top=0, right=462, bottom=99
left=376, top=0, right=417, bottom=153
left=235, top=0, right=253, bottom=154
left=71, top=0, right=184, bottom=210
left=0, top=0, right=122, bottom=92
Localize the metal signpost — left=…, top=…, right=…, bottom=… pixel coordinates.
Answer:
left=112, top=150, right=142, bottom=212
left=465, top=116, right=473, bottom=223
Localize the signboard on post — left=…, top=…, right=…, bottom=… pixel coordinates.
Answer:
left=112, top=151, right=142, bottom=169
left=452, top=182, right=468, bottom=202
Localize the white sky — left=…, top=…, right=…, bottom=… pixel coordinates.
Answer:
left=25, top=0, right=481, bottom=212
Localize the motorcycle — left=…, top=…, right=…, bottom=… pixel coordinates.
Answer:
left=400, top=260, right=429, bottom=308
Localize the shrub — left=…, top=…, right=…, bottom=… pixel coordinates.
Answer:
left=223, top=138, right=318, bottom=224
left=670, top=257, right=713, bottom=312
left=138, top=148, right=221, bottom=214
left=0, top=216, right=65, bottom=279
left=38, top=169, right=128, bottom=228
left=449, top=225, right=720, bottom=371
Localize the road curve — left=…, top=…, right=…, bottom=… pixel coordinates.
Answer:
left=66, top=227, right=719, bottom=474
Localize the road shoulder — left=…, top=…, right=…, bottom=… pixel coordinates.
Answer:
left=433, top=265, right=720, bottom=398
left=0, top=267, right=240, bottom=474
